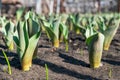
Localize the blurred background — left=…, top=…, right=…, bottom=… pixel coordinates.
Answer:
left=0, top=0, right=120, bottom=17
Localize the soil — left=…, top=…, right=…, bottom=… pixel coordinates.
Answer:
left=0, top=2, right=119, bottom=80
left=0, top=25, right=120, bottom=80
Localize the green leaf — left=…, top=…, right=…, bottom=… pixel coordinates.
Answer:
left=16, top=7, right=25, bottom=20
left=52, top=18, right=61, bottom=39
left=60, top=14, right=68, bottom=24
left=13, top=11, right=41, bottom=71
left=27, top=19, right=40, bottom=38
left=22, top=30, right=40, bottom=70
left=43, top=16, right=61, bottom=41
left=16, top=21, right=26, bottom=60
left=59, top=23, right=68, bottom=40
left=84, top=24, right=96, bottom=39
left=3, top=21, right=15, bottom=50
left=86, top=33, right=97, bottom=46
left=45, top=26, right=57, bottom=41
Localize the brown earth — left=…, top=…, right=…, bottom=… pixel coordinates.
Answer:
left=0, top=26, right=120, bottom=80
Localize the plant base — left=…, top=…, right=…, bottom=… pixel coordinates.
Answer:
left=76, top=29, right=80, bottom=34
left=8, top=42, right=14, bottom=51
left=53, top=40, right=59, bottom=48
left=104, top=44, right=109, bottom=51
left=22, top=62, right=32, bottom=71
left=90, top=62, right=101, bottom=68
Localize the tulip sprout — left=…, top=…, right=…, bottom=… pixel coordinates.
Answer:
left=13, top=11, right=41, bottom=71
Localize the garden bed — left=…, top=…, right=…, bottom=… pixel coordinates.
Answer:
left=0, top=25, right=120, bottom=80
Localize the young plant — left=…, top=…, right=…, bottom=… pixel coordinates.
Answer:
left=84, top=20, right=105, bottom=68
left=86, top=32, right=104, bottom=68
left=13, top=14, right=41, bottom=71
left=66, top=14, right=74, bottom=31
left=60, top=14, right=68, bottom=24
left=96, top=15, right=120, bottom=50
left=42, top=16, right=61, bottom=48
left=108, top=68, right=112, bottom=78
left=59, top=14, right=68, bottom=42
left=0, top=16, right=8, bottom=31
left=38, top=15, right=46, bottom=31
left=72, top=13, right=81, bottom=34
left=1, top=21, right=15, bottom=50
left=2, top=50, right=12, bottom=74
left=103, top=16, right=120, bottom=50
left=45, top=64, right=49, bottom=80
left=16, top=7, right=25, bottom=21
left=59, top=23, right=69, bottom=51
left=27, top=11, right=41, bottom=58
left=70, top=13, right=87, bottom=35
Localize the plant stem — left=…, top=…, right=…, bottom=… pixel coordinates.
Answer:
left=53, top=39, right=59, bottom=48
left=108, top=68, right=112, bottom=78
left=65, top=40, right=68, bottom=52
left=33, top=45, right=38, bottom=59
left=45, top=64, right=49, bottom=80
left=2, top=50, right=12, bottom=75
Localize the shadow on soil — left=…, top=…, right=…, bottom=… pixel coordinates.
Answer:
left=0, top=49, right=21, bottom=69
left=102, top=59, right=120, bottom=66
left=38, top=44, right=51, bottom=48
left=0, top=44, right=8, bottom=49
left=57, top=51, right=89, bottom=67
left=33, top=58, right=100, bottom=80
